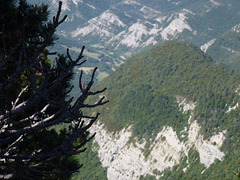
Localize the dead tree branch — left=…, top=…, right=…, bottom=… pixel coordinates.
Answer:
left=0, top=1, right=108, bottom=178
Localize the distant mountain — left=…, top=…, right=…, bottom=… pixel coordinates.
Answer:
left=27, top=0, right=240, bottom=79
left=73, top=40, right=240, bottom=179
left=25, top=1, right=240, bottom=179
left=205, top=24, right=240, bottom=69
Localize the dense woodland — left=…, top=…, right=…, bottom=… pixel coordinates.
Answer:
left=74, top=40, right=240, bottom=179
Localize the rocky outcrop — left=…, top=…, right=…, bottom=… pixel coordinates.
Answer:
left=89, top=97, right=227, bottom=180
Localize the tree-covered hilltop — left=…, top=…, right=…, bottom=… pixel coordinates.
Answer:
left=95, top=40, right=240, bottom=138
left=76, top=40, right=240, bottom=179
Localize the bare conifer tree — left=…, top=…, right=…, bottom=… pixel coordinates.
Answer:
left=0, top=0, right=108, bottom=179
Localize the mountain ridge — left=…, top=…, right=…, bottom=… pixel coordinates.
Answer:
left=96, top=40, right=240, bottom=136
left=28, top=0, right=240, bottom=78
left=73, top=40, right=240, bottom=179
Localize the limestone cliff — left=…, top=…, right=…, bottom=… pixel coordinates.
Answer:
left=89, top=97, right=226, bottom=179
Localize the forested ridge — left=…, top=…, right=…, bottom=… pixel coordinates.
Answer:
left=74, top=40, right=240, bottom=179
left=95, top=40, right=240, bottom=137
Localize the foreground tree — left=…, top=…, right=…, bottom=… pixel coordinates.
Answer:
left=0, top=0, right=108, bottom=179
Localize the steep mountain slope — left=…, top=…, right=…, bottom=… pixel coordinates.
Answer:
left=73, top=40, right=240, bottom=179
left=205, top=24, right=240, bottom=70
left=28, top=0, right=240, bottom=78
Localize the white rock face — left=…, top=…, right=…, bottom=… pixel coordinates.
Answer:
left=90, top=96, right=227, bottom=180
left=176, top=96, right=196, bottom=112
left=188, top=120, right=225, bottom=168
left=232, top=24, right=240, bottom=33
left=116, top=22, right=149, bottom=48
left=72, top=10, right=126, bottom=38
left=148, top=126, right=188, bottom=172
left=210, top=0, right=221, bottom=6
left=140, top=6, right=162, bottom=19
left=160, top=9, right=194, bottom=40
left=201, top=39, right=216, bottom=53
left=51, top=0, right=82, bottom=11
left=235, top=85, right=240, bottom=95
left=226, top=103, right=239, bottom=113
left=225, top=86, right=240, bottom=113
left=113, top=9, right=194, bottom=48
left=89, top=123, right=132, bottom=167
left=123, top=0, right=141, bottom=6
left=69, top=4, right=196, bottom=49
